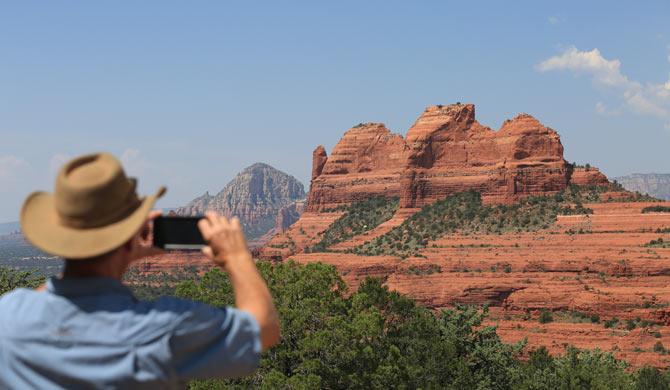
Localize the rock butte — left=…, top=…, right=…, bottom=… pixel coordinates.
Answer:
left=261, top=103, right=608, bottom=260
left=306, top=104, right=608, bottom=212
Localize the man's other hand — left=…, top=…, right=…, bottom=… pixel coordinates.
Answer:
left=198, top=212, right=252, bottom=268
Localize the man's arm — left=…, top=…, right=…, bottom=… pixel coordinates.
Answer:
left=198, top=212, right=280, bottom=351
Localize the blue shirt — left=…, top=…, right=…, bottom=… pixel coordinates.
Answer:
left=0, top=277, right=262, bottom=389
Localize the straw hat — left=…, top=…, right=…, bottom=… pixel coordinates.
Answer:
left=20, top=153, right=166, bottom=259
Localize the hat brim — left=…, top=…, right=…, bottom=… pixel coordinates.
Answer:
left=20, top=187, right=166, bottom=259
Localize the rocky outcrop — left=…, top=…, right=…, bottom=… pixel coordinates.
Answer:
left=311, top=146, right=328, bottom=180
left=569, top=167, right=610, bottom=187
left=615, top=173, right=670, bottom=200
left=400, top=106, right=569, bottom=207
left=177, top=163, right=306, bottom=239
left=306, top=123, right=408, bottom=211
left=275, top=201, right=306, bottom=231
left=307, top=104, right=594, bottom=211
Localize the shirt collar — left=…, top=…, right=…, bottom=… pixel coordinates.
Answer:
left=46, top=276, right=135, bottom=298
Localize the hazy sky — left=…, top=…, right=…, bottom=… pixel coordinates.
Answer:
left=1, top=1, right=669, bottom=222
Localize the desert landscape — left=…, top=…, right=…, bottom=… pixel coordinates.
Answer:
left=261, top=104, right=670, bottom=368
left=129, top=103, right=670, bottom=368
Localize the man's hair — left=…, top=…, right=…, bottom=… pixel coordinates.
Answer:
left=63, top=239, right=128, bottom=266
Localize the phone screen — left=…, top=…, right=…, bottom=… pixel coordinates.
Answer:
left=153, top=216, right=206, bottom=250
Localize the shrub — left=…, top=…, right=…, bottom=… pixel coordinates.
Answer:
left=539, top=309, right=553, bottom=324
left=644, top=238, right=669, bottom=248
left=653, top=341, right=666, bottom=354
left=604, top=317, right=620, bottom=329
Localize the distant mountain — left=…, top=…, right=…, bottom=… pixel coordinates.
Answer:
left=0, top=221, right=20, bottom=236
left=614, top=173, right=670, bottom=200
left=176, top=163, right=306, bottom=239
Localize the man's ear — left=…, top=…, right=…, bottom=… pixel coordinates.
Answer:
left=123, top=237, right=135, bottom=253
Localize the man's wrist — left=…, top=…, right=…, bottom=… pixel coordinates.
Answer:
left=219, top=252, right=254, bottom=271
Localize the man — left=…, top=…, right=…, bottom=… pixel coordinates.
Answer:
left=0, top=153, right=280, bottom=388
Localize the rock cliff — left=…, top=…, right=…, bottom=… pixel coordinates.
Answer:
left=176, top=162, right=306, bottom=239
left=307, top=104, right=601, bottom=211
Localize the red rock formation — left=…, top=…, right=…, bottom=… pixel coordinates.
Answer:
left=311, top=146, right=328, bottom=180
left=569, top=167, right=610, bottom=186
left=306, top=123, right=408, bottom=211
left=401, top=106, right=569, bottom=207
left=306, top=104, right=588, bottom=211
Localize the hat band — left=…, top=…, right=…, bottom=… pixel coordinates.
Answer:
left=58, top=191, right=142, bottom=229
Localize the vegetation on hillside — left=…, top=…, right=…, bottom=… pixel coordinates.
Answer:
left=643, top=206, right=670, bottom=214
left=306, top=197, right=399, bottom=253
left=645, top=238, right=670, bottom=249
left=352, top=187, right=595, bottom=258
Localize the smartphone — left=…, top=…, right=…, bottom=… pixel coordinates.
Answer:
left=153, top=216, right=206, bottom=250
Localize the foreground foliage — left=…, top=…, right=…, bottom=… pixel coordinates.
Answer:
left=2, top=263, right=670, bottom=389
left=175, top=261, right=669, bottom=389
left=0, top=266, right=43, bottom=295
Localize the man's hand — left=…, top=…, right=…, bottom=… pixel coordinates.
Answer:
left=198, top=212, right=251, bottom=268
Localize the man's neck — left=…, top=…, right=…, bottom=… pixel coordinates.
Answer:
left=62, top=256, right=128, bottom=280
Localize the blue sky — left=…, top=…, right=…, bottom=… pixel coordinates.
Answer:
left=1, top=1, right=669, bottom=222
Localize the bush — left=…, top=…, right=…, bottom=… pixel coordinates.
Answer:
left=645, top=237, right=669, bottom=248
left=604, top=317, right=620, bottom=329
left=654, top=341, right=666, bottom=354
left=539, top=309, right=553, bottom=324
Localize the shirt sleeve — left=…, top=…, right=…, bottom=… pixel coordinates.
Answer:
left=167, top=301, right=262, bottom=380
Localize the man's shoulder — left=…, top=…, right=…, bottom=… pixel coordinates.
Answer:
left=148, top=296, right=228, bottom=324
left=0, top=288, right=36, bottom=310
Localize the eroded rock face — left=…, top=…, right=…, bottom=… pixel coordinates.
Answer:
left=311, top=146, right=328, bottom=180
left=569, top=167, right=610, bottom=187
left=306, top=123, right=408, bottom=211
left=401, top=106, right=569, bottom=207
left=307, top=104, right=588, bottom=211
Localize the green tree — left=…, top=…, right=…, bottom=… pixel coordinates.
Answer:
left=0, top=267, right=43, bottom=295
